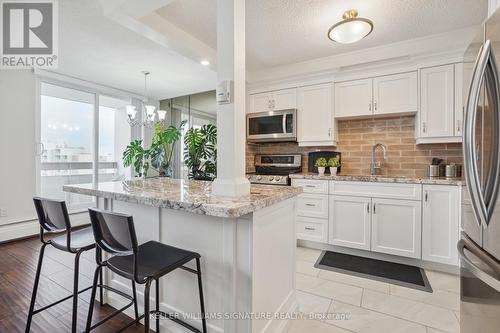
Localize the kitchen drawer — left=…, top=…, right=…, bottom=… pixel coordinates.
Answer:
left=292, top=179, right=329, bottom=194
left=297, top=193, right=329, bottom=218
left=297, top=217, right=328, bottom=243
left=329, top=181, right=422, bottom=201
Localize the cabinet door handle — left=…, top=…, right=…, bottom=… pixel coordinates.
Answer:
left=305, top=203, right=316, bottom=207
left=366, top=203, right=370, bottom=213
left=304, top=227, right=316, bottom=231
left=369, top=103, right=372, bottom=111
left=305, top=185, right=316, bottom=188
left=422, top=122, right=427, bottom=133
left=328, top=128, right=332, bottom=137
left=425, top=191, right=428, bottom=202
left=373, top=203, right=376, bottom=214
left=457, top=119, right=462, bottom=133
left=374, top=101, right=377, bottom=111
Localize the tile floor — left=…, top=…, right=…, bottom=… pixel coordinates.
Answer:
left=287, top=246, right=460, bottom=333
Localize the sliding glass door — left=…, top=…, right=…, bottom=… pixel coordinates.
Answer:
left=38, top=81, right=132, bottom=211
left=40, top=83, right=95, bottom=209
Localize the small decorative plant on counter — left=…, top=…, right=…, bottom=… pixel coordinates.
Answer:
left=314, top=157, right=328, bottom=176
left=183, top=124, right=217, bottom=181
left=122, top=120, right=186, bottom=178
left=328, top=156, right=340, bottom=176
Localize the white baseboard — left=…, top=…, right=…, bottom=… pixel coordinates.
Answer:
left=0, top=212, right=90, bottom=243
left=261, top=290, right=298, bottom=333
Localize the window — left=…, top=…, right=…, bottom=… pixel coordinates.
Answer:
left=99, top=95, right=132, bottom=181
left=38, top=81, right=132, bottom=211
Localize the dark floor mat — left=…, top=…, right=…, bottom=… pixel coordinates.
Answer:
left=314, top=251, right=433, bottom=292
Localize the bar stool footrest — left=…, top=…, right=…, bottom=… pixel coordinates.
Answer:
left=32, top=285, right=94, bottom=315
left=85, top=284, right=136, bottom=332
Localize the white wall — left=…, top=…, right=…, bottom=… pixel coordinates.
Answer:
left=0, top=70, right=37, bottom=226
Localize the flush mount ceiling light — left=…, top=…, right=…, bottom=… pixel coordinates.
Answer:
left=200, top=59, right=210, bottom=66
left=328, top=9, right=373, bottom=44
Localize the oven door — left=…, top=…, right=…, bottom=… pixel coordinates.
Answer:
left=247, top=109, right=296, bottom=142
left=459, top=235, right=500, bottom=333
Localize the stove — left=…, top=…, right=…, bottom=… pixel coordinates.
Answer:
left=247, top=154, right=302, bottom=185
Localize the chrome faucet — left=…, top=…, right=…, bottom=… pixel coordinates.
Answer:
left=370, top=143, right=388, bottom=175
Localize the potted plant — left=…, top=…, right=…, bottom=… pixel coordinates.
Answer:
left=183, top=124, right=217, bottom=180
left=122, top=120, right=186, bottom=178
left=122, top=140, right=150, bottom=178
left=314, top=157, right=327, bottom=176
left=328, top=156, right=340, bottom=175
left=149, top=120, right=186, bottom=177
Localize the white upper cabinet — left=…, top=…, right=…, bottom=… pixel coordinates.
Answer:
left=419, top=64, right=455, bottom=139
left=297, top=83, right=335, bottom=146
left=272, top=88, right=297, bottom=110
left=422, top=185, right=460, bottom=265
left=373, top=72, right=418, bottom=115
left=370, top=198, right=422, bottom=259
left=334, top=78, right=373, bottom=118
left=249, top=88, right=296, bottom=114
left=335, top=72, right=417, bottom=118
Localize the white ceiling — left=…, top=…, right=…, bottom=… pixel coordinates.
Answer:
left=53, top=0, right=488, bottom=100
left=154, top=0, right=488, bottom=71
left=53, top=0, right=216, bottom=100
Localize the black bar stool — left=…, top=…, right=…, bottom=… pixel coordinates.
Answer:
left=26, top=197, right=104, bottom=333
left=86, top=208, right=207, bottom=333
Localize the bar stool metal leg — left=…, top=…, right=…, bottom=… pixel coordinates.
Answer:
left=144, top=279, right=152, bottom=333
left=85, top=265, right=100, bottom=333
left=25, top=243, right=48, bottom=333
left=72, top=250, right=83, bottom=333
left=156, top=278, right=160, bottom=332
left=132, top=281, right=139, bottom=320
left=196, top=258, right=207, bottom=333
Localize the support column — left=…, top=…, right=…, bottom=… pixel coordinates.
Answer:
left=212, top=0, right=250, bottom=197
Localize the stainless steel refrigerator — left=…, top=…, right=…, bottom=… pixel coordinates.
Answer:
left=460, top=8, right=500, bottom=333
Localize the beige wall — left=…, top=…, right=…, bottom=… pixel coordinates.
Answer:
left=247, top=115, right=463, bottom=178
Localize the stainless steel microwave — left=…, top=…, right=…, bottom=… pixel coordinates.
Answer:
left=246, top=109, right=297, bottom=143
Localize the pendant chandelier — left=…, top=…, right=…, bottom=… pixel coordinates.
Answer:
left=126, top=71, right=167, bottom=128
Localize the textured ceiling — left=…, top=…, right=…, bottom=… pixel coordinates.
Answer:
left=155, top=0, right=488, bottom=71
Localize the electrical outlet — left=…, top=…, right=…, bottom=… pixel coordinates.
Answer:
left=0, top=208, right=7, bottom=217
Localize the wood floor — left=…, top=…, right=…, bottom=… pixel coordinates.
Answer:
left=0, top=233, right=149, bottom=333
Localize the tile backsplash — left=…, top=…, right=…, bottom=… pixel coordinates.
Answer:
left=246, top=115, right=463, bottom=178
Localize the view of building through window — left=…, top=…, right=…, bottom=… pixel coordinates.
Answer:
left=39, top=82, right=131, bottom=210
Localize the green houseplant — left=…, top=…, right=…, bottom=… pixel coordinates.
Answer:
left=183, top=124, right=217, bottom=180
left=328, top=157, right=340, bottom=175
left=149, top=120, right=187, bottom=177
left=314, top=157, right=327, bottom=176
left=122, top=140, right=150, bottom=177
left=122, top=121, right=186, bottom=178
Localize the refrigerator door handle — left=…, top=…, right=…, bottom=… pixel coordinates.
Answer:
left=458, top=238, right=500, bottom=292
left=482, top=42, right=500, bottom=227
left=464, top=40, right=499, bottom=229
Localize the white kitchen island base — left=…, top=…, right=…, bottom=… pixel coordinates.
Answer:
left=64, top=179, right=300, bottom=333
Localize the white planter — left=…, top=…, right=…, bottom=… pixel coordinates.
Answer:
left=317, top=167, right=326, bottom=176
left=330, top=167, right=338, bottom=175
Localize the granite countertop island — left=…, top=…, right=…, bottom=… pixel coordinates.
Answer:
left=63, top=177, right=302, bottom=218
left=63, top=177, right=300, bottom=333
left=289, top=173, right=464, bottom=186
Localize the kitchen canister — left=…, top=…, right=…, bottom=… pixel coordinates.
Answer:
left=428, top=165, right=440, bottom=177
left=445, top=164, right=458, bottom=178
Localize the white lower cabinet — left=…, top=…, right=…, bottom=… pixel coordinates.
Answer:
left=297, top=216, right=328, bottom=243
left=370, top=198, right=422, bottom=259
left=422, top=185, right=460, bottom=265
left=297, top=194, right=329, bottom=219
left=329, top=195, right=371, bottom=251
